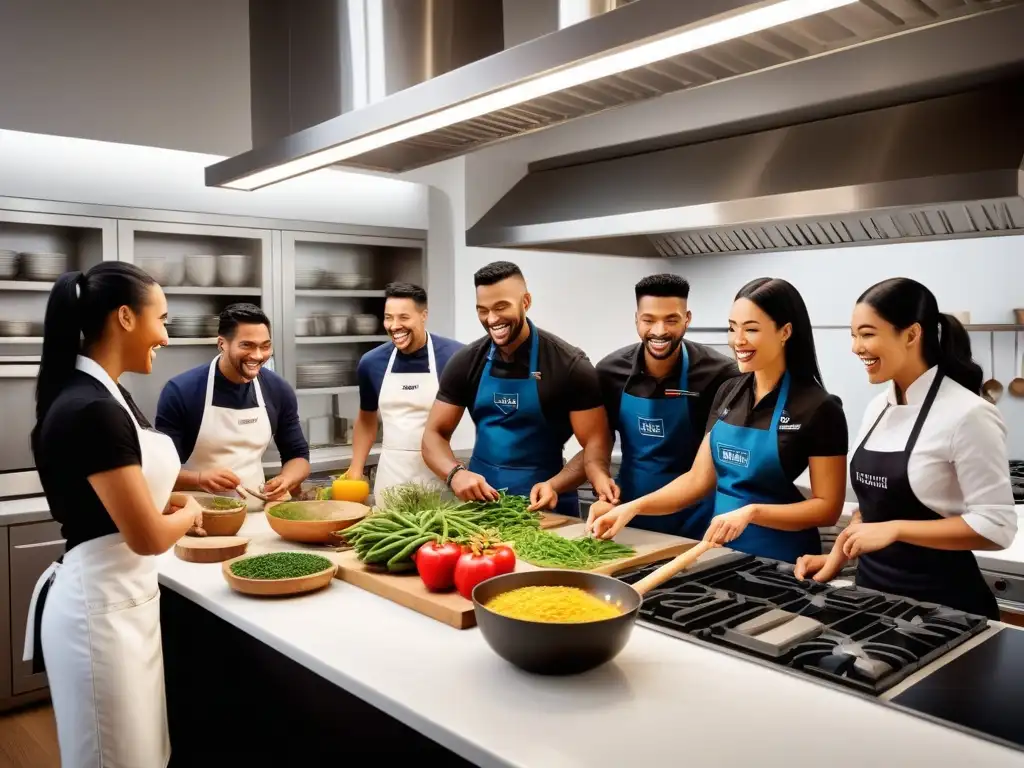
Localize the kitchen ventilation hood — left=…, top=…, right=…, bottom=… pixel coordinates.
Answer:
left=467, top=22, right=1024, bottom=257
left=209, top=0, right=1021, bottom=188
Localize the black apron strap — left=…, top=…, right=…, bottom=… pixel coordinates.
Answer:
left=32, top=556, right=62, bottom=675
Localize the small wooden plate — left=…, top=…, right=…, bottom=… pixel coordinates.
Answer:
left=221, top=553, right=337, bottom=597
left=175, top=536, right=250, bottom=563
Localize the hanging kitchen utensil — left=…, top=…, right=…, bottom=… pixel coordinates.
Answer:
left=1010, top=332, right=1024, bottom=398
left=982, top=332, right=1003, bottom=404
left=471, top=540, right=714, bottom=674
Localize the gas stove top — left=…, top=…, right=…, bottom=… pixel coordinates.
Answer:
left=618, top=552, right=988, bottom=696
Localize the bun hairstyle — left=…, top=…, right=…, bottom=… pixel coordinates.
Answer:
left=735, top=277, right=824, bottom=386
left=857, top=277, right=983, bottom=394
left=32, top=262, right=155, bottom=447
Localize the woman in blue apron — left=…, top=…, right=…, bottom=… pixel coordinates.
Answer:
left=796, top=279, right=1015, bottom=618
left=589, top=278, right=848, bottom=564
left=467, top=318, right=579, bottom=516
left=616, top=340, right=715, bottom=538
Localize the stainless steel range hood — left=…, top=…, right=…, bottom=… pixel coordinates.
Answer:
left=209, top=0, right=1022, bottom=188
left=467, top=12, right=1024, bottom=257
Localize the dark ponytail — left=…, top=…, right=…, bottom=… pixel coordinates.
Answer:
left=32, top=262, right=156, bottom=450
left=857, top=277, right=983, bottom=394
left=735, top=277, right=824, bottom=387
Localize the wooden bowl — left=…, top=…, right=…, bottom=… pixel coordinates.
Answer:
left=264, top=500, right=370, bottom=543
left=222, top=553, right=337, bottom=597
left=189, top=493, right=248, bottom=536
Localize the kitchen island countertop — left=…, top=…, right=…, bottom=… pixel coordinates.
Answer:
left=155, top=515, right=1024, bottom=767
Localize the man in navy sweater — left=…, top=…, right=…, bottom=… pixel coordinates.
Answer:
left=156, top=303, right=310, bottom=509
left=347, top=283, right=462, bottom=496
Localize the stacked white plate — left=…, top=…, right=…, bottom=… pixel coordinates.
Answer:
left=295, top=268, right=324, bottom=289
left=351, top=314, right=379, bottom=335
left=167, top=315, right=219, bottom=338
left=21, top=252, right=67, bottom=281
left=324, top=272, right=371, bottom=290
left=0, top=250, right=17, bottom=280
left=0, top=319, right=42, bottom=337
left=296, top=360, right=356, bottom=389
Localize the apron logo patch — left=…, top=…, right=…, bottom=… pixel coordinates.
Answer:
left=855, top=471, right=888, bottom=490
left=637, top=417, right=665, bottom=438
left=238, top=417, right=258, bottom=426
left=718, top=444, right=750, bottom=467
left=778, top=411, right=801, bottom=431
left=402, top=384, right=420, bottom=391
left=494, top=393, right=519, bottom=414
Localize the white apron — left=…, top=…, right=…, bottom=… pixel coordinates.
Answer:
left=185, top=356, right=273, bottom=511
left=373, top=334, right=444, bottom=496
left=24, top=355, right=181, bottom=768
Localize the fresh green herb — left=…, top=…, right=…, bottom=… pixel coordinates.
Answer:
left=507, top=526, right=635, bottom=570
left=230, top=552, right=333, bottom=580
left=202, top=496, right=245, bottom=511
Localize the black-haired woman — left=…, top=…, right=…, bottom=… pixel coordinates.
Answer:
left=589, top=278, right=848, bottom=563
left=795, top=278, right=1016, bottom=618
left=23, top=263, right=203, bottom=767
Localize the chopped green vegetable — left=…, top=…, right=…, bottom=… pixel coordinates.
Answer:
left=267, top=502, right=342, bottom=521
left=506, top=526, right=635, bottom=570
left=201, top=496, right=245, bottom=511
left=230, top=552, right=333, bottom=580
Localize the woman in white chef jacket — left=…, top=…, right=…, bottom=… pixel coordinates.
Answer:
left=796, top=278, right=1016, bottom=618
left=25, top=263, right=204, bottom=768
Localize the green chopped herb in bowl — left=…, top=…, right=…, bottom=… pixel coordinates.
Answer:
left=229, top=552, right=333, bottom=580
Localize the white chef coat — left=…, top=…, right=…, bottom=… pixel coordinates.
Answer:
left=852, top=366, right=1016, bottom=548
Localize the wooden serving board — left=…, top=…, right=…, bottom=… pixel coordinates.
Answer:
left=175, top=536, right=250, bottom=563
left=539, top=512, right=575, bottom=529
left=332, top=524, right=694, bottom=630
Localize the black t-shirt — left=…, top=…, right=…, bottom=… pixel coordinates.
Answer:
left=705, top=373, right=848, bottom=481
left=597, top=340, right=739, bottom=440
left=35, top=371, right=148, bottom=551
left=436, top=325, right=604, bottom=446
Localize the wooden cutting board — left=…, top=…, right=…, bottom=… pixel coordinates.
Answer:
left=333, top=524, right=694, bottom=629
left=175, top=536, right=250, bottom=563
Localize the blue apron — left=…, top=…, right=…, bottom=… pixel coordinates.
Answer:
left=616, top=343, right=714, bottom=539
left=708, top=372, right=820, bottom=563
left=468, top=320, right=578, bottom=516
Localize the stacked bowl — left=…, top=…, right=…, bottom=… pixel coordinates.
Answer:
left=136, top=256, right=184, bottom=287
left=21, top=252, right=68, bottom=282
left=296, top=360, right=356, bottom=389
left=351, top=314, right=380, bottom=335
left=0, top=250, right=17, bottom=280
left=217, top=254, right=252, bottom=287
left=184, top=254, right=217, bottom=287
left=295, top=268, right=324, bottom=289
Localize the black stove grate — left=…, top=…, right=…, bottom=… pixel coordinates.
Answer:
left=618, top=553, right=989, bottom=695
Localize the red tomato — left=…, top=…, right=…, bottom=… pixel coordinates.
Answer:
left=491, top=544, right=516, bottom=575
left=415, top=541, right=463, bottom=592
left=454, top=550, right=503, bottom=600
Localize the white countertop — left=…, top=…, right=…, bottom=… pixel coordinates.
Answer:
left=155, top=515, right=1024, bottom=768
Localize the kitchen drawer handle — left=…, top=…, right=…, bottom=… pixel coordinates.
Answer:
left=13, top=539, right=66, bottom=550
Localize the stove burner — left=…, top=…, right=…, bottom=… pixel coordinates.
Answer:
left=1010, top=461, right=1024, bottom=502
left=618, top=553, right=988, bottom=695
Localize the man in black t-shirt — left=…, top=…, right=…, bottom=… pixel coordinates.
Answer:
left=422, top=261, right=617, bottom=516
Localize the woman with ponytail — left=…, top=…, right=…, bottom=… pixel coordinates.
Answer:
left=25, top=262, right=203, bottom=767
left=795, top=277, right=1016, bottom=618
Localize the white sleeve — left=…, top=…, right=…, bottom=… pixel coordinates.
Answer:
left=951, top=402, right=1017, bottom=548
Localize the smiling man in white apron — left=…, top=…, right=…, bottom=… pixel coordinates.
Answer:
left=156, top=303, right=310, bottom=508
left=348, top=283, right=463, bottom=496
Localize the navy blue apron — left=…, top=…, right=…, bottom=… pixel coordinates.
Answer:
left=617, top=342, right=714, bottom=538
left=851, top=370, right=998, bottom=618
left=468, top=320, right=578, bottom=516
left=709, top=372, right=821, bottom=563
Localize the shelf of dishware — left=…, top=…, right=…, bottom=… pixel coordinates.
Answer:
left=0, top=337, right=42, bottom=345
left=297, top=386, right=359, bottom=396
left=294, top=289, right=386, bottom=298
left=162, top=286, right=261, bottom=296
left=166, top=337, right=218, bottom=346
left=295, top=335, right=389, bottom=345
left=0, top=281, right=55, bottom=292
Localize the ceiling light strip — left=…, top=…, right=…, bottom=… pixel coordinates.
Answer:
left=225, top=0, right=858, bottom=190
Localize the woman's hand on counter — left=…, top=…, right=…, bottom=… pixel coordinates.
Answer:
left=841, top=521, right=900, bottom=559
left=704, top=505, right=757, bottom=546
left=587, top=500, right=633, bottom=539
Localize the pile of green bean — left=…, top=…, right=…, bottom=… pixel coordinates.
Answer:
left=341, top=487, right=541, bottom=572
left=506, top=526, right=635, bottom=570
left=230, top=552, right=333, bottom=580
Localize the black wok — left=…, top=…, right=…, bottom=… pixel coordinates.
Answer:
left=472, top=541, right=712, bottom=675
